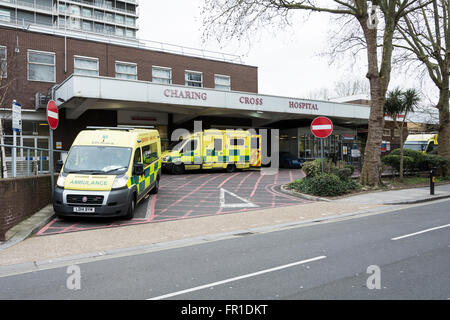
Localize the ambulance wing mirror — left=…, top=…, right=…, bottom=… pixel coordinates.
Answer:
left=133, top=163, right=144, bottom=176
left=56, top=160, right=64, bottom=172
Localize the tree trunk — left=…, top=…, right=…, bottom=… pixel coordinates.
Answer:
left=399, top=122, right=405, bottom=182
left=359, top=17, right=384, bottom=187
left=437, top=81, right=450, bottom=176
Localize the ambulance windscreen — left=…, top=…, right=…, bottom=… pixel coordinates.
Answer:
left=64, top=146, right=132, bottom=174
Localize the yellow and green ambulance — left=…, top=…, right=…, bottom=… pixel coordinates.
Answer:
left=403, top=133, right=439, bottom=154
left=162, top=129, right=261, bottom=174
left=53, top=127, right=161, bottom=219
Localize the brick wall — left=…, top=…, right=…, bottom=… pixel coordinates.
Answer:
left=0, top=174, right=57, bottom=241
left=0, top=27, right=258, bottom=111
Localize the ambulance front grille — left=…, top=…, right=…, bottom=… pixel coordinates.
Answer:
left=67, top=195, right=104, bottom=205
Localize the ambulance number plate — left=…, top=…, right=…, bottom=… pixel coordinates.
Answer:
left=73, top=207, right=95, bottom=213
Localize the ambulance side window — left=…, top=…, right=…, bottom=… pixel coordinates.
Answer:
left=214, top=139, right=222, bottom=151
left=230, top=138, right=244, bottom=146
left=134, top=148, right=142, bottom=164
left=251, top=137, right=260, bottom=149
left=143, top=143, right=159, bottom=165
left=184, top=139, right=198, bottom=152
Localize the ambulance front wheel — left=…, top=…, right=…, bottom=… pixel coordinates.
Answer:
left=226, top=164, right=236, bottom=173
left=124, top=196, right=136, bottom=220
left=172, top=164, right=185, bottom=175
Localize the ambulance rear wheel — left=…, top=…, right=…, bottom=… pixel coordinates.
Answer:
left=172, top=164, right=185, bottom=175
left=226, top=164, right=236, bottom=173
left=124, top=197, right=135, bottom=220
left=151, top=177, right=160, bottom=194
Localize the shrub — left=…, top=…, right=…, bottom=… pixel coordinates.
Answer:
left=336, top=167, right=352, bottom=181
left=302, top=159, right=322, bottom=178
left=424, top=154, right=449, bottom=177
left=389, top=148, right=427, bottom=170
left=288, top=173, right=359, bottom=197
left=381, top=155, right=414, bottom=173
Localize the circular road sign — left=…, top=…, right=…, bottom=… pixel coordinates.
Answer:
left=47, top=100, right=59, bottom=130
left=311, top=116, right=333, bottom=139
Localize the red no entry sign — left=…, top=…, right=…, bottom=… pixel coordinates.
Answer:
left=47, top=100, right=59, bottom=130
left=311, top=117, right=333, bottom=138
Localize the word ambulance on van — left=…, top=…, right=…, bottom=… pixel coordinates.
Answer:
left=53, top=127, right=161, bottom=219
left=161, top=129, right=261, bottom=174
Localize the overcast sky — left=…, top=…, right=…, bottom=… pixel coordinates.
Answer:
left=138, top=0, right=437, bottom=104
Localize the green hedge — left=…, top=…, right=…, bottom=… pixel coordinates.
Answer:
left=288, top=173, right=359, bottom=197
left=383, top=148, right=449, bottom=176
left=288, top=174, right=359, bottom=197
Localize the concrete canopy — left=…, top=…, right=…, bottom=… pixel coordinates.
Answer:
left=54, top=75, right=373, bottom=128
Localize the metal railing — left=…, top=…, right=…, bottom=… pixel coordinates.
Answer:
left=0, top=144, right=67, bottom=178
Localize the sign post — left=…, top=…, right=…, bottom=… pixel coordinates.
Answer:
left=47, top=100, right=59, bottom=195
left=12, top=100, right=22, bottom=177
left=310, top=117, right=334, bottom=174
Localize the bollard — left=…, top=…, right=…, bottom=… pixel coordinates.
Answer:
left=430, top=168, right=435, bottom=195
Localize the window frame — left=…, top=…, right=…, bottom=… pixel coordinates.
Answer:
left=185, top=70, right=203, bottom=87
left=74, top=55, right=99, bottom=77
left=214, top=74, right=231, bottom=91
left=142, top=142, right=159, bottom=165
left=0, top=46, right=6, bottom=79
left=115, top=60, right=137, bottom=80
left=27, top=49, right=56, bottom=83
left=152, top=65, right=172, bottom=84
left=383, top=129, right=391, bottom=137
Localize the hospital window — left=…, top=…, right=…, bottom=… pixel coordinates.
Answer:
left=383, top=129, right=391, bottom=137
left=115, top=61, right=137, bottom=80
left=152, top=66, right=172, bottom=84
left=393, top=129, right=400, bottom=137
left=0, top=46, right=6, bottom=78
left=69, top=5, right=81, bottom=16
left=82, top=8, right=92, bottom=18
left=185, top=70, right=202, bottom=87
left=74, top=56, right=99, bottom=76
left=214, top=74, right=231, bottom=91
left=142, top=143, right=158, bottom=165
left=28, top=50, right=55, bottom=83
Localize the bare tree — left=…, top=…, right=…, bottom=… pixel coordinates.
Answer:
left=334, top=78, right=370, bottom=97
left=395, top=0, right=450, bottom=168
left=202, top=0, right=431, bottom=187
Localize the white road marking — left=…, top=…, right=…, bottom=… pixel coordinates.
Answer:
left=147, top=255, right=326, bottom=300
left=220, top=188, right=258, bottom=208
left=391, top=224, right=450, bottom=241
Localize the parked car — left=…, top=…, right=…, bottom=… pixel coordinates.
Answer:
left=279, top=152, right=304, bottom=169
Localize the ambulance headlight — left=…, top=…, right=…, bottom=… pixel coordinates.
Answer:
left=112, top=174, right=129, bottom=189
left=56, top=173, right=67, bottom=188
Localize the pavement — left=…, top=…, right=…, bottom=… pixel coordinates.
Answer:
left=0, top=170, right=449, bottom=270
